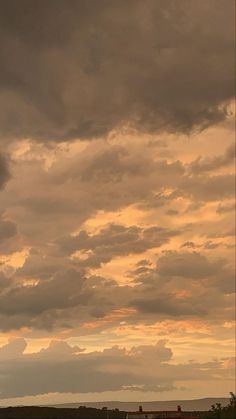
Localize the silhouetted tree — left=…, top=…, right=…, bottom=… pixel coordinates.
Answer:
left=203, top=393, right=236, bottom=419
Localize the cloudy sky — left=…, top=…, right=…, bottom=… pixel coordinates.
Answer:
left=0, top=0, right=235, bottom=406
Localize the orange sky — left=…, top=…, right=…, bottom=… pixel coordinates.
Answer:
left=0, top=0, right=235, bottom=406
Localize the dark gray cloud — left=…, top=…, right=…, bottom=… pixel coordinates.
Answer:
left=156, top=251, right=224, bottom=279
left=0, top=338, right=233, bottom=398
left=0, top=0, right=234, bottom=143
left=0, top=246, right=234, bottom=332
left=130, top=295, right=207, bottom=317
left=138, top=250, right=234, bottom=292
left=128, top=249, right=235, bottom=318
left=1, top=137, right=233, bottom=251
left=189, top=143, right=235, bottom=174
left=0, top=268, right=86, bottom=317
left=0, top=214, right=18, bottom=255
left=0, top=154, right=10, bottom=189
left=16, top=249, right=67, bottom=281
left=179, top=173, right=235, bottom=202
left=0, top=338, right=27, bottom=361
left=0, top=273, right=14, bottom=292
left=79, top=146, right=154, bottom=182
left=55, top=223, right=180, bottom=267
left=0, top=142, right=185, bottom=245
left=0, top=216, right=17, bottom=243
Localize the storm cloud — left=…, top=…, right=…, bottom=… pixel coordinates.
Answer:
left=0, top=0, right=234, bottom=143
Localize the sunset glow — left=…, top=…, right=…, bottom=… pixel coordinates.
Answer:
left=0, top=0, right=235, bottom=407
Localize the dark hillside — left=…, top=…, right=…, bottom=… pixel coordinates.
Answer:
left=0, top=406, right=126, bottom=419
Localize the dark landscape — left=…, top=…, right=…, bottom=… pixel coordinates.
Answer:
left=46, top=398, right=230, bottom=411
left=0, top=395, right=235, bottom=419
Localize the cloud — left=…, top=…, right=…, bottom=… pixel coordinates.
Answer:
left=188, top=143, right=235, bottom=174
left=0, top=216, right=17, bottom=243
left=144, top=250, right=234, bottom=293
left=0, top=154, right=10, bottom=189
left=216, top=202, right=235, bottom=214
left=156, top=251, right=224, bottom=279
left=128, top=250, right=235, bottom=319
left=179, top=173, right=235, bottom=201
left=0, top=339, right=233, bottom=398
left=0, top=1, right=234, bottom=402
left=0, top=214, right=18, bottom=255
left=55, top=223, right=180, bottom=267
left=0, top=269, right=86, bottom=318
left=130, top=295, right=207, bottom=317
left=1, top=136, right=233, bottom=251
left=0, top=0, right=234, bottom=143
left=39, top=340, right=84, bottom=359
left=16, top=249, right=67, bottom=281
left=79, top=145, right=154, bottom=182
left=0, top=273, right=14, bottom=292
left=0, top=338, right=26, bottom=360
left=0, top=246, right=233, bottom=332
left=0, top=136, right=234, bottom=334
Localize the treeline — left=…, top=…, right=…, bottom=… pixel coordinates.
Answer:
left=198, top=393, right=236, bottom=419
left=0, top=406, right=126, bottom=419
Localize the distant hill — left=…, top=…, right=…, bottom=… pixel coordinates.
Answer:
left=0, top=406, right=126, bottom=419
left=48, top=398, right=230, bottom=411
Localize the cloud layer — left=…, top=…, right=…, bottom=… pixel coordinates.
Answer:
left=0, top=339, right=234, bottom=399
left=0, top=0, right=234, bottom=404
left=0, top=0, right=234, bottom=142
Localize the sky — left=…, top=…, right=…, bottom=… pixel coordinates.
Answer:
left=0, top=0, right=235, bottom=406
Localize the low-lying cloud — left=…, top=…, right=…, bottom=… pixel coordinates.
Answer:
left=0, top=339, right=234, bottom=399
